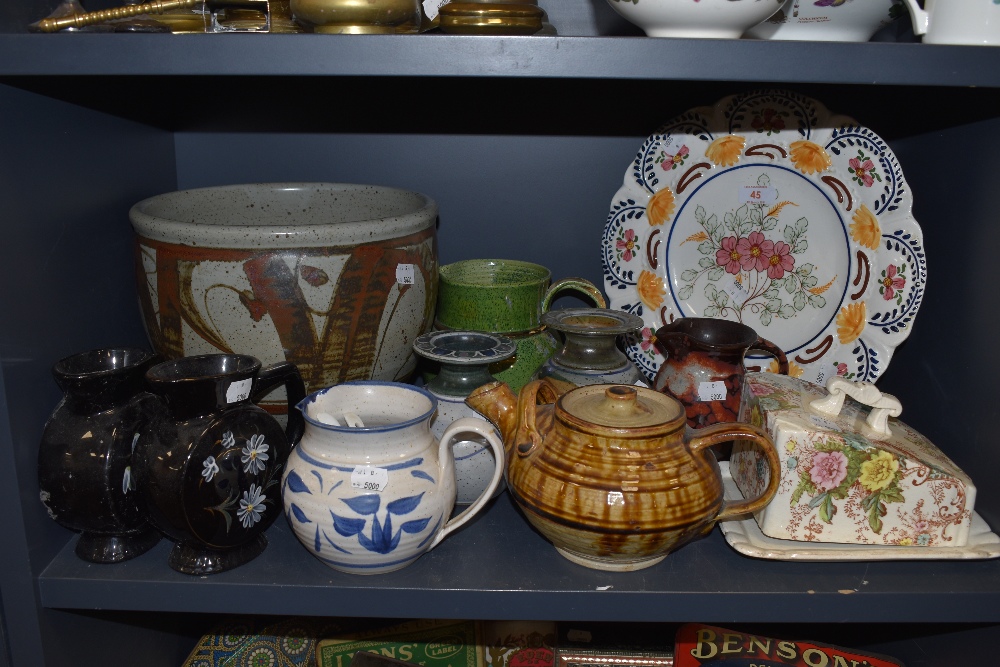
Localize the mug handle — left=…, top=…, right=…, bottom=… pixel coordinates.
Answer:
left=540, top=277, right=607, bottom=312
left=748, top=336, right=788, bottom=375
left=251, top=362, right=307, bottom=446
left=687, top=422, right=780, bottom=522
left=426, top=417, right=506, bottom=551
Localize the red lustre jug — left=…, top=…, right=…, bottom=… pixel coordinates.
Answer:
left=653, top=318, right=788, bottom=429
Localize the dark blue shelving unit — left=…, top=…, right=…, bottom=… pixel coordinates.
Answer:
left=2, top=6, right=1000, bottom=665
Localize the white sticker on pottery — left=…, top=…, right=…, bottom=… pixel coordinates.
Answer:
left=740, top=184, right=778, bottom=205
left=422, top=0, right=448, bottom=20
left=698, top=381, right=727, bottom=402
left=723, top=276, right=751, bottom=307
left=396, top=263, right=415, bottom=285
left=226, top=379, right=252, bottom=403
left=352, top=465, right=389, bottom=492
left=661, top=134, right=684, bottom=155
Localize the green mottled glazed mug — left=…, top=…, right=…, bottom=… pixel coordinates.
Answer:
left=434, top=259, right=606, bottom=391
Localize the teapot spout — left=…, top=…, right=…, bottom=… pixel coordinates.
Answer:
left=466, top=380, right=518, bottom=457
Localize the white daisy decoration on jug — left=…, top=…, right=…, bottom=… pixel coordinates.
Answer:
left=242, top=434, right=270, bottom=475
left=238, top=484, right=266, bottom=528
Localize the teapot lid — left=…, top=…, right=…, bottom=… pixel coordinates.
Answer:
left=559, top=384, right=683, bottom=429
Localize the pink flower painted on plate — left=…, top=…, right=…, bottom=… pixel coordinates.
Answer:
left=765, top=240, right=795, bottom=280
left=659, top=145, right=690, bottom=171
left=810, top=450, right=849, bottom=492
left=880, top=264, right=906, bottom=300
left=737, top=231, right=773, bottom=273
left=639, top=327, right=655, bottom=352
left=848, top=150, right=882, bottom=188
left=716, top=236, right=742, bottom=274
left=836, top=362, right=848, bottom=376
left=616, top=228, right=638, bottom=262
left=751, top=108, right=787, bottom=136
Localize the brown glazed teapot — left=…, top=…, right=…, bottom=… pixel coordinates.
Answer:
left=466, top=378, right=780, bottom=571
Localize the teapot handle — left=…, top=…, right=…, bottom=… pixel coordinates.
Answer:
left=540, top=277, right=607, bottom=312
left=687, top=423, right=780, bottom=522
left=747, top=336, right=788, bottom=375
left=426, top=417, right=506, bottom=551
left=251, top=362, right=306, bottom=446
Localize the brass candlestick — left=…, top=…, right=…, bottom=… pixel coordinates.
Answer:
left=33, top=0, right=200, bottom=32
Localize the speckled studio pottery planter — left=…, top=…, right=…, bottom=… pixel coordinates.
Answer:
left=37, top=348, right=161, bottom=563
left=745, top=0, right=903, bottom=42
left=129, top=183, right=438, bottom=415
left=281, top=382, right=504, bottom=574
left=413, top=330, right=516, bottom=504
left=435, top=259, right=606, bottom=392
left=605, top=0, right=783, bottom=38
left=537, top=308, right=644, bottom=387
left=466, top=379, right=780, bottom=571
left=135, top=354, right=306, bottom=575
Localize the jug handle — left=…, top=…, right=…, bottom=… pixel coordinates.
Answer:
left=540, top=277, right=607, bottom=312
left=251, top=362, right=307, bottom=446
left=426, top=417, right=506, bottom=551
left=748, top=336, right=788, bottom=375
left=687, top=423, right=780, bottom=522
left=900, top=0, right=929, bottom=36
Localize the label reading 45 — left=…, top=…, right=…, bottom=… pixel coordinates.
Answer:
left=739, top=185, right=778, bottom=205
left=351, top=465, right=389, bottom=492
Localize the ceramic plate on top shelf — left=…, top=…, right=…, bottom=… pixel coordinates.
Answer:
left=717, top=463, right=1000, bottom=562
left=601, top=89, right=926, bottom=387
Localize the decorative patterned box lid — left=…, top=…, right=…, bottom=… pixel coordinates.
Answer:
left=731, top=372, right=976, bottom=547
left=317, top=619, right=482, bottom=667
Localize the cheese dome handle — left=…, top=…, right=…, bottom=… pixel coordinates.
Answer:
left=809, top=377, right=902, bottom=436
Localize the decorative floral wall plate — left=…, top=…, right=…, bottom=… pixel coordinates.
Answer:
left=602, top=90, right=926, bottom=386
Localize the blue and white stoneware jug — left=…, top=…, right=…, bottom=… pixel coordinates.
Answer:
left=282, top=381, right=504, bottom=574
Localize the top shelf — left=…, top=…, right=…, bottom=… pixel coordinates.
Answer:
left=3, top=33, right=1000, bottom=86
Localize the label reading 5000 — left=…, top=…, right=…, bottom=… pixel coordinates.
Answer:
left=698, top=381, right=728, bottom=402
left=351, top=465, right=389, bottom=492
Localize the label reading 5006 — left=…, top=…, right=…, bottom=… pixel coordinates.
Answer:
left=351, top=465, right=389, bottom=492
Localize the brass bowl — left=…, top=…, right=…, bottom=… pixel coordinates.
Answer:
left=292, top=0, right=421, bottom=33
left=439, top=2, right=543, bottom=34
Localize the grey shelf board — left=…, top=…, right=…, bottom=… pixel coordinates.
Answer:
left=2, top=33, right=1000, bottom=86
left=39, top=492, right=1000, bottom=623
